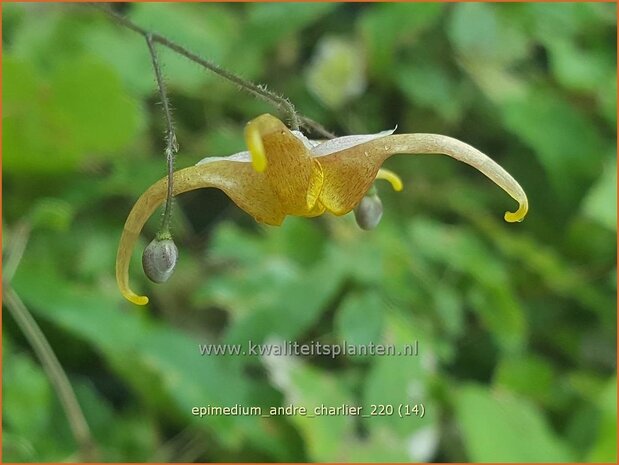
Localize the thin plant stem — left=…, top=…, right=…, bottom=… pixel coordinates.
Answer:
left=4, top=288, right=96, bottom=461
left=4, top=220, right=95, bottom=459
left=145, top=33, right=178, bottom=237
left=3, top=221, right=31, bottom=284
left=90, top=3, right=302, bottom=130
left=299, top=115, right=337, bottom=139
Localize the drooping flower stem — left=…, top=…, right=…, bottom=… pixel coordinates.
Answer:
left=145, top=33, right=178, bottom=238
left=90, top=4, right=338, bottom=137
left=89, top=3, right=303, bottom=130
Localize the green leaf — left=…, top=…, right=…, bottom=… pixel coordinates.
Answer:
left=80, top=20, right=154, bottom=97
left=447, top=4, right=533, bottom=103
left=597, top=75, right=617, bottom=126
left=432, top=284, right=464, bottom=339
left=3, top=349, right=54, bottom=459
left=199, top=223, right=346, bottom=344
left=587, top=377, right=618, bottom=462
left=72, top=381, right=158, bottom=462
left=526, top=3, right=615, bottom=40
left=246, top=3, right=337, bottom=51
left=407, top=219, right=527, bottom=353
left=344, top=429, right=411, bottom=462
left=547, top=36, right=615, bottom=94
left=500, top=87, right=607, bottom=203
left=264, top=216, right=325, bottom=267
left=360, top=3, right=444, bottom=78
left=335, top=290, right=384, bottom=350
left=448, top=3, right=530, bottom=65
left=3, top=55, right=143, bottom=174
left=396, top=62, right=463, bottom=123
left=467, top=286, right=526, bottom=354
left=305, top=36, right=366, bottom=109
left=3, top=56, right=80, bottom=174
left=206, top=221, right=269, bottom=266
left=2, top=3, right=26, bottom=44
left=494, top=355, right=555, bottom=403
left=581, top=158, right=617, bottom=231
left=363, top=314, right=438, bottom=448
left=29, top=197, right=74, bottom=232
left=263, top=359, right=353, bottom=461
left=11, top=260, right=256, bottom=449
left=407, top=219, right=508, bottom=289
left=49, top=57, right=142, bottom=154
left=455, top=384, right=573, bottom=462
left=9, top=7, right=89, bottom=73
left=129, top=3, right=240, bottom=92
left=449, top=3, right=500, bottom=62
left=223, top=252, right=346, bottom=344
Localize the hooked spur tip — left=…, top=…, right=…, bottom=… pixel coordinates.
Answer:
left=244, top=121, right=267, bottom=173
left=124, top=292, right=149, bottom=306
left=504, top=200, right=528, bottom=223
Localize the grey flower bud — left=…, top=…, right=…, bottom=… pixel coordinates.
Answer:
left=142, top=237, right=178, bottom=283
left=354, top=194, right=383, bottom=230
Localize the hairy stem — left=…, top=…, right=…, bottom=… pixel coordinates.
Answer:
left=145, top=33, right=177, bottom=236
left=90, top=3, right=302, bottom=130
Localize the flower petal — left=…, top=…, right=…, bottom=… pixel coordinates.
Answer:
left=316, top=141, right=391, bottom=215
left=387, top=134, right=528, bottom=222
left=316, top=133, right=528, bottom=221
left=246, top=114, right=323, bottom=216
left=304, top=199, right=327, bottom=217
left=116, top=160, right=286, bottom=305
left=291, top=130, right=319, bottom=150
left=310, top=128, right=396, bottom=157
left=306, top=159, right=324, bottom=210
left=196, top=151, right=251, bottom=165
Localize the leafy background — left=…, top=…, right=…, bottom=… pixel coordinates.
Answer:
left=3, top=2, right=616, bottom=462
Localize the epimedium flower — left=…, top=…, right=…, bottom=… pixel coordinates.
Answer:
left=116, top=113, right=528, bottom=305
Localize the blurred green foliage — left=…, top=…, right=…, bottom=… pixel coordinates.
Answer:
left=3, top=3, right=616, bottom=462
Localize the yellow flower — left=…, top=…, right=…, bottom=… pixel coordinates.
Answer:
left=116, top=113, right=528, bottom=305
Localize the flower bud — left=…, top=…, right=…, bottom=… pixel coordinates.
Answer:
left=354, top=193, right=383, bottom=230
left=142, top=237, right=178, bottom=283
